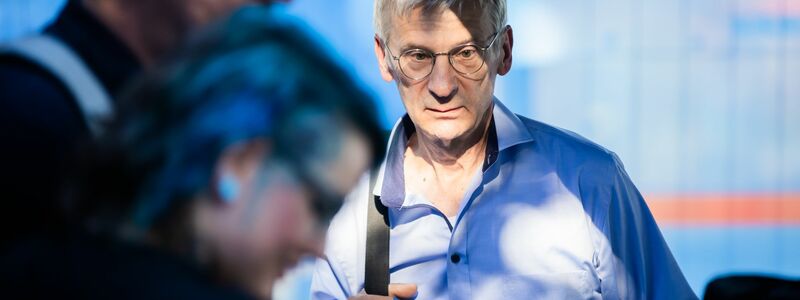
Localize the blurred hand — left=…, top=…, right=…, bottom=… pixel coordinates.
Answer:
left=348, top=283, right=418, bottom=300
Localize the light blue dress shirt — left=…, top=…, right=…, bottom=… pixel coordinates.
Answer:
left=311, top=99, right=696, bottom=299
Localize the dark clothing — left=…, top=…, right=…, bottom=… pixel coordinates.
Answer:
left=0, top=233, right=255, bottom=300
left=0, top=0, right=141, bottom=248
left=704, top=275, right=800, bottom=300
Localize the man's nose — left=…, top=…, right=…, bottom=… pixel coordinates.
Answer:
left=427, top=55, right=458, bottom=102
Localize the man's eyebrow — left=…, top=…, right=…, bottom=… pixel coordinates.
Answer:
left=398, top=43, right=433, bottom=52
left=398, top=38, right=477, bottom=52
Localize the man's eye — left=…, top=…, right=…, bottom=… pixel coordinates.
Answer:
left=409, top=52, right=429, bottom=61
left=458, top=49, right=476, bottom=58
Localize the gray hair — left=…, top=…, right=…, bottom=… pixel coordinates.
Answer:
left=374, top=0, right=507, bottom=42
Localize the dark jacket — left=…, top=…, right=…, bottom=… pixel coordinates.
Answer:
left=0, top=233, right=255, bottom=300
left=0, top=0, right=141, bottom=249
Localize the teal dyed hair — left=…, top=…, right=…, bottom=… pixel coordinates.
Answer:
left=67, top=5, right=386, bottom=233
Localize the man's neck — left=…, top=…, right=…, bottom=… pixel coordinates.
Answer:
left=83, top=0, right=188, bottom=67
left=403, top=107, right=493, bottom=216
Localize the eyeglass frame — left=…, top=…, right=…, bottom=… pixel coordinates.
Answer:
left=383, top=25, right=508, bottom=81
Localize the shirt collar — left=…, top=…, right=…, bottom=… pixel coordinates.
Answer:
left=374, top=98, right=534, bottom=208
left=492, top=98, right=535, bottom=152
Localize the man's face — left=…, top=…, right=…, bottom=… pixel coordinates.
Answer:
left=378, top=7, right=508, bottom=145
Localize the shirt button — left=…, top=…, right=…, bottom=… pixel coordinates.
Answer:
left=450, top=253, right=461, bottom=264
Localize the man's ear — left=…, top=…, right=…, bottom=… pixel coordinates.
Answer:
left=374, top=34, right=395, bottom=82
left=212, top=139, right=270, bottom=204
left=496, top=25, right=513, bottom=76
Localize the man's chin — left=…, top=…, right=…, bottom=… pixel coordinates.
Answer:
left=418, top=121, right=490, bottom=150
left=424, top=129, right=466, bottom=146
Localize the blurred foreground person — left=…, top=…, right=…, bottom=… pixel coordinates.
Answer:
left=0, top=0, right=284, bottom=249
left=0, top=6, right=384, bottom=300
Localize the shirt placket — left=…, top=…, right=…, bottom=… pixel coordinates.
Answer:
left=445, top=165, right=493, bottom=300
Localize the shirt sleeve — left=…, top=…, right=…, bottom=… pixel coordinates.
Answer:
left=590, top=153, right=697, bottom=300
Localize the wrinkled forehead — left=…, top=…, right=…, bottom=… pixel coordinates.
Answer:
left=387, top=3, right=493, bottom=43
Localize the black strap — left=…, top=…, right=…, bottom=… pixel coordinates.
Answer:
left=364, top=168, right=390, bottom=296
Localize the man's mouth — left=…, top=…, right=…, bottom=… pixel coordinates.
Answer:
left=429, top=107, right=459, bottom=112
left=426, top=106, right=464, bottom=119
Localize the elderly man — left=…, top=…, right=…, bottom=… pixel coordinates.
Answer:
left=312, top=0, right=696, bottom=299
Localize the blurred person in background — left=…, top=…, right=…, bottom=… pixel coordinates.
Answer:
left=312, top=0, right=696, bottom=299
left=0, top=0, right=287, bottom=250
left=0, top=6, right=384, bottom=299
